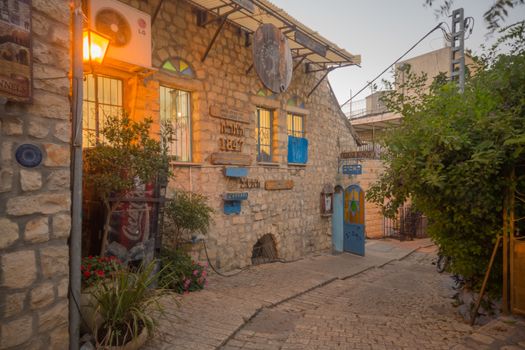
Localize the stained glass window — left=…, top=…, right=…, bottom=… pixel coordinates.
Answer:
left=256, top=107, right=273, bottom=162
left=82, top=74, right=123, bottom=147
left=161, top=58, right=195, bottom=78
left=256, top=87, right=276, bottom=99
left=287, top=113, right=304, bottom=138
left=160, top=86, right=192, bottom=162
left=287, top=95, right=305, bottom=108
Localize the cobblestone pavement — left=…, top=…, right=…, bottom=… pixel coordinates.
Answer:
left=144, top=240, right=525, bottom=350
left=452, top=316, right=525, bottom=350
left=221, top=251, right=473, bottom=350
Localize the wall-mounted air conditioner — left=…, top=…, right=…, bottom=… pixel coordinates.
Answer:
left=89, top=0, right=151, bottom=68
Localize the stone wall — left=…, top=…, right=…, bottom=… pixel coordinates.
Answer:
left=89, top=0, right=359, bottom=270
left=0, top=1, right=71, bottom=349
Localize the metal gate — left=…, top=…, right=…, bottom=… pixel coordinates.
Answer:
left=383, top=204, right=427, bottom=240
left=343, top=185, right=365, bottom=256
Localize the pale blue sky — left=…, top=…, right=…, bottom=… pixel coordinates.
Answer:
left=270, top=0, right=525, bottom=107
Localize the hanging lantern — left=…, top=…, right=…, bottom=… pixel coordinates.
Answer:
left=83, top=29, right=110, bottom=64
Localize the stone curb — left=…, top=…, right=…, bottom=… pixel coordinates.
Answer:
left=215, top=243, right=433, bottom=349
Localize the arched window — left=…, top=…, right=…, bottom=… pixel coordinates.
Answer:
left=256, top=87, right=276, bottom=99
left=161, top=58, right=195, bottom=78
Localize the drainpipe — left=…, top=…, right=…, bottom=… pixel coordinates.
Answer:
left=70, top=1, right=83, bottom=349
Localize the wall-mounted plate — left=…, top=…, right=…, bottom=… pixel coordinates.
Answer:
left=15, top=144, right=43, bottom=168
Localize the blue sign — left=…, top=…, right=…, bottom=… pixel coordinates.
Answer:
left=223, top=192, right=249, bottom=201
left=342, top=164, right=362, bottom=175
left=224, top=167, right=248, bottom=178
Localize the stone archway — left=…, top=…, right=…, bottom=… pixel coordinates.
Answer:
left=251, top=234, right=278, bottom=265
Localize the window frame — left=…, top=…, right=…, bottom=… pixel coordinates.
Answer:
left=82, top=73, right=124, bottom=148
left=256, top=107, right=273, bottom=162
left=159, top=85, right=193, bottom=162
left=287, top=112, right=305, bottom=139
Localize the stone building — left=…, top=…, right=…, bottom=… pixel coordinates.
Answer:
left=2, top=0, right=362, bottom=348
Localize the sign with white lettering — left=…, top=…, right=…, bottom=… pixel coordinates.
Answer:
left=0, top=0, right=32, bottom=102
left=223, top=192, right=249, bottom=201
left=342, top=164, right=362, bottom=175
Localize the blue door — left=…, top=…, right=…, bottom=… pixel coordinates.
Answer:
left=332, top=190, right=343, bottom=252
left=343, top=185, right=365, bottom=256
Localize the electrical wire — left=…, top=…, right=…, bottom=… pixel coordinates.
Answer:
left=340, top=22, right=446, bottom=108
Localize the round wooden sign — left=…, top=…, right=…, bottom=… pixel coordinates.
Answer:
left=253, top=23, right=293, bottom=94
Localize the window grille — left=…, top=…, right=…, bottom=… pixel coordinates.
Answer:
left=256, top=107, right=273, bottom=162
left=82, top=74, right=123, bottom=147
left=160, top=86, right=192, bottom=162
left=287, top=113, right=305, bottom=138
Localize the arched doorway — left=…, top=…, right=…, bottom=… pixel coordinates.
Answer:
left=251, top=234, right=278, bottom=265
left=344, top=185, right=365, bottom=256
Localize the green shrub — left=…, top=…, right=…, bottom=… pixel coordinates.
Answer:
left=163, top=191, right=213, bottom=248
left=159, top=248, right=207, bottom=294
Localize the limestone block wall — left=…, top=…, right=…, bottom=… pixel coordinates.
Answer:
left=352, top=159, right=385, bottom=238
left=0, top=1, right=71, bottom=349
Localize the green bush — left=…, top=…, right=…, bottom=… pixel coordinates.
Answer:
left=367, top=22, right=525, bottom=292
left=163, top=191, right=213, bottom=248
left=159, top=248, right=207, bottom=294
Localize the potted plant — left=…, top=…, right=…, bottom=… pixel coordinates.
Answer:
left=83, top=114, right=171, bottom=255
left=89, top=260, right=171, bottom=349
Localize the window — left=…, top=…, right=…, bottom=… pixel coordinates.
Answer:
left=287, top=113, right=305, bottom=138
left=256, top=107, right=273, bottom=162
left=160, top=86, right=192, bottom=162
left=82, top=74, right=123, bottom=147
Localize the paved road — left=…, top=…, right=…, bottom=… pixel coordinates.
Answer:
left=220, top=251, right=471, bottom=350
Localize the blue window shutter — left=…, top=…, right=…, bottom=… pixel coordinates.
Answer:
left=288, top=136, right=308, bottom=164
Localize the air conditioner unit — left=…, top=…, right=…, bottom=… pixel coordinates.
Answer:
left=88, top=0, right=151, bottom=68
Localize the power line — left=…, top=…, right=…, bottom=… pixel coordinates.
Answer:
left=340, top=22, right=446, bottom=108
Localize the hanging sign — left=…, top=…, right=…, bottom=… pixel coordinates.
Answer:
left=342, top=164, right=362, bottom=175
left=294, top=31, right=327, bottom=57
left=0, top=0, right=32, bottom=102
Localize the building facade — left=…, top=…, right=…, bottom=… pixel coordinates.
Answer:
left=2, top=0, right=362, bottom=348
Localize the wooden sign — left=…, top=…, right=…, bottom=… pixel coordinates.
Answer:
left=210, top=105, right=250, bottom=124
left=294, top=31, right=327, bottom=57
left=211, top=152, right=251, bottom=166
left=232, top=0, right=255, bottom=13
left=0, top=0, right=32, bottom=102
left=253, top=23, right=293, bottom=94
left=265, top=180, right=294, bottom=191
left=240, top=178, right=260, bottom=189
left=340, top=150, right=376, bottom=159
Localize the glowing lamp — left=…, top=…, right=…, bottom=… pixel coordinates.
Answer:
left=83, top=30, right=109, bottom=64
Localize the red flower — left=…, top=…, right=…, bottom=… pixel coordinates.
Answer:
left=83, top=271, right=91, bottom=278
left=96, top=270, right=105, bottom=278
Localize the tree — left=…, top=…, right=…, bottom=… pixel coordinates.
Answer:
left=425, top=0, right=524, bottom=32
left=367, top=23, right=525, bottom=290
left=84, top=114, right=170, bottom=254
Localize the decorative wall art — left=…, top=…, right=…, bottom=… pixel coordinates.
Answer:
left=0, top=0, right=32, bottom=102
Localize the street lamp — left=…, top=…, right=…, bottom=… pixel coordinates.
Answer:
left=83, top=29, right=110, bottom=64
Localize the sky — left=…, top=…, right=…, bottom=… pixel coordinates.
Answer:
left=270, top=0, right=525, bottom=110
